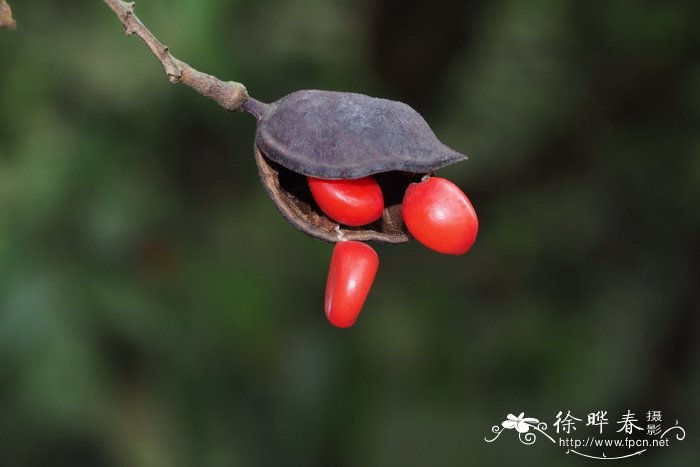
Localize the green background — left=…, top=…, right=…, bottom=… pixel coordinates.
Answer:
left=1, top=1, right=698, bottom=466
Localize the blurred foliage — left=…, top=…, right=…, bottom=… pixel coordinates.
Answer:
left=1, top=1, right=699, bottom=466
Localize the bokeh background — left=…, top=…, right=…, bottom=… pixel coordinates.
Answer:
left=1, top=1, right=699, bottom=466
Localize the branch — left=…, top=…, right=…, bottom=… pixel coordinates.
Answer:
left=0, top=0, right=16, bottom=30
left=102, top=0, right=251, bottom=112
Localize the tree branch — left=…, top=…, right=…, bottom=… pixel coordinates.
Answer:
left=0, top=0, right=16, bottom=30
left=102, top=0, right=251, bottom=112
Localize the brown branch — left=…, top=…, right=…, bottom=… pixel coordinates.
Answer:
left=0, top=0, right=16, bottom=30
left=102, top=0, right=250, bottom=112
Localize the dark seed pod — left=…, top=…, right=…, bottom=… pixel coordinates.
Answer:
left=244, top=90, right=467, bottom=243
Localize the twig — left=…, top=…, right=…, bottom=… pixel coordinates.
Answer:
left=0, top=0, right=16, bottom=30
left=102, top=0, right=252, bottom=112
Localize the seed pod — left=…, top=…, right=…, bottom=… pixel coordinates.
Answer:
left=246, top=90, right=467, bottom=243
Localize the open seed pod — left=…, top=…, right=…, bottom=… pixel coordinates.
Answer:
left=247, top=90, right=466, bottom=243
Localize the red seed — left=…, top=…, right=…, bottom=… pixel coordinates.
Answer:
left=308, top=176, right=384, bottom=226
left=325, top=241, right=379, bottom=328
left=402, top=177, right=478, bottom=255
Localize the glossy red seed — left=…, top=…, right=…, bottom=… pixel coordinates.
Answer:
left=402, top=177, right=478, bottom=255
left=308, top=176, right=384, bottom=226
left=325, top=241, right=379, bottom=328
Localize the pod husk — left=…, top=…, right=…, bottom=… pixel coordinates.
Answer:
left=255, top=146, right=422, bottom=243
left=255, top=90, right=466, bottom=179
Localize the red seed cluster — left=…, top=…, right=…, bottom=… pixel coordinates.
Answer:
left=308, top=175, right=478, bottom=328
